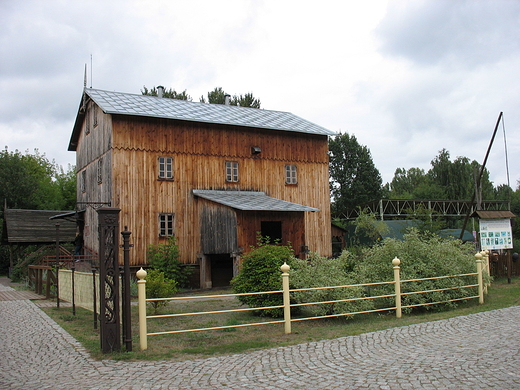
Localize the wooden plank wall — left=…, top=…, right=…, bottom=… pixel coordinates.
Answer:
left=90, top=115, right=331, bottom=266
left=76, top=101, right=113, bottom=253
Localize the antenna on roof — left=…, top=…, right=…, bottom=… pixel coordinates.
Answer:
left=84, top=64, right=87, bottom=88
left=90, top=54, right=93, bottom=88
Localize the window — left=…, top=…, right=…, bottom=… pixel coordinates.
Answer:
left=158, top=157, right=173, bottom=179
left=81, top=170, right=86, bottom=193
left=226, top=161, right=239, bottom=182
left=159, top=213, right=174, bottom=237
left=285, top=165, right=297, bottom=185
left=97, top=158, right=103, bottom=184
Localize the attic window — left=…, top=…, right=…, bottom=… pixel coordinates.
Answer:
left=97, top=158, right=103, bottom=184
left=226, top=161, right=239, bottom=182
left=93, top=106, right=98, bottom=128
left=158, top=156, right=173, bottom=179
left=85, top=108, right=90, bottom=135
left=285, top=165, right=297, bottom=185
left=81, top=170, right=86, bottom=193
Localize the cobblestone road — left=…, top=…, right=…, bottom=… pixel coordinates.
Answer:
left=1, top=282, right=520, bottom=389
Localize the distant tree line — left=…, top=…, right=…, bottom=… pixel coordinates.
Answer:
left=142, top=86, right=261, bottom=108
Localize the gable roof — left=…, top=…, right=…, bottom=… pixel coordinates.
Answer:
left=69, top=88, right=335, bottom=150
left=2, top=209, right=77, bottom=244
left=472, top=210, right=516, bottom=219
left=193, top=190, right=319, bottom=212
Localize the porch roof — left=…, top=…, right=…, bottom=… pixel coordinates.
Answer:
left=193, top=190, right=319, bottom=212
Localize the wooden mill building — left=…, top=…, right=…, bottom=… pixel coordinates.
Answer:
left=68, top=87, right=335, bottom=288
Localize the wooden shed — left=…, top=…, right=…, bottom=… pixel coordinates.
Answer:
left=68, top=88, right=335, bottom=288
left=2, top=209, right=77, bottom=244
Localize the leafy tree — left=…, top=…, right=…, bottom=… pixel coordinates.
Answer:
left=231, top=92, right=261, bottom=108
left=141, top=86, right=192, bottom=101
left=200, top=87, right=261, bottom=108
left=388, top=149, right=495, bottom=201
left=389, top=167, right=427, bottom=198
left=351, top=229, right=479, bottom=312
left=147, top=236, right=192, bottom=287
left=200, top=87, right=227, bottom=104
left=231, top=239, right=297, bottom=317
left=0, top=147, right=76, bottom=210
left=329, top=133, right=383, bottom=218
left=145, top=269, right=178, bottom=314
left=290, top=253, right=373, bottom=316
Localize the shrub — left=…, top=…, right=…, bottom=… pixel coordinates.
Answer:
left=147, top=236, right=192, bottom=287
left=352, top=228, right=479, bottom=312
left=145, top=269, right=178, bottom=314
left=291, top=253, right=373, bottom=317
left=231, top=241, right=298, bottom=317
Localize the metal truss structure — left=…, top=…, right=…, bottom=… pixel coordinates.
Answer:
left=342, top=199, right=511, bottom=221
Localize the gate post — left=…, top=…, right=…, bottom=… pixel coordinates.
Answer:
left=97, top=207, right=121, bottom=353
left=281, top=263, right=291, bottom=334
left=136, top=268, right=148, bottom=351
left=393, top=257, right=402, bottom=318
left=121, top=227, right=133, bottom=352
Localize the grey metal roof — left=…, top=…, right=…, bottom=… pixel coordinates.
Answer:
left=85, top=88, right=335, bottom=136
left=193, top=190, right=319, bottom=212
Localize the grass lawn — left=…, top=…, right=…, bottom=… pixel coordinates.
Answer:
left=41, top=277, right=520, bottom=362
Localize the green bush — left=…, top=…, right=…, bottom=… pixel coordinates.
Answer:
left=231, top=241, right=298, bottom=317
left=291, top=253, right=373, bottom=317
left=147, top=236, right=192, bottom=287
left=352, top=228, right=479, bottom=312
left=145, top=269, right=178, bottom=314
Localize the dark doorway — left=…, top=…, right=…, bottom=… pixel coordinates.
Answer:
left=209, top=254, right=233, bottom=287
left=261, top=221, right=282, bottom=243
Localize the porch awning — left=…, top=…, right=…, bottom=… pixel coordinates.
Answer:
left=193, top=190, right=319, bottom=212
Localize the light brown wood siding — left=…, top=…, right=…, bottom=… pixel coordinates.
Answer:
left=77, top=112, right=331, bottom=267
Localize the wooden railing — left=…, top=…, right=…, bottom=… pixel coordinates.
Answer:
left=136, top=251, right=490, bottom=351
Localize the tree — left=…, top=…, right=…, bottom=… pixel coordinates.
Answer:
left=389, top=167, right=427, bottom=198
left=141, top=86, right=192, bottom=101
left=329, top=133, right=383, bottom=217
left=200, top=87, right=261, bottom=108
left=388, top=149, right=495, bottom=201
left=143, top=85, right=261, bottom=108
left=231, top=92, right=261, bottom=108
left=0, top=147, right=76, bottom=210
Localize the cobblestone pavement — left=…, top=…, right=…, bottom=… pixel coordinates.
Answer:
left=1, top=281, right=520, bottom=389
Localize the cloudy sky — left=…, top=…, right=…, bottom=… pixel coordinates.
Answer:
left=1, top=0, right=519, bottom=188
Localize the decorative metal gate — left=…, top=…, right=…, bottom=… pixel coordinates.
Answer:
left=97, top=207, right=121, bottom=353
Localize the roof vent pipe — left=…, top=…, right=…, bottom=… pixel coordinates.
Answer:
left=157, top=85, right=164, bottom=98
left=224, top=94, right=231, bottom=105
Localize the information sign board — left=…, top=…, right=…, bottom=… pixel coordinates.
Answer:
left=479, top=218, right=513, bottom=250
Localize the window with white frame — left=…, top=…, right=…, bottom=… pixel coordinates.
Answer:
left=226, top=161, right=239, bottom=182
left=158, top=156, right=173, bottom=179
left=285, top=165, right=297, bottom=185
left=97, top=158, right=103, bottom=184
left=159, top=213, right=174, bottom=237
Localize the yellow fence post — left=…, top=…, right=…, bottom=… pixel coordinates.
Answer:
left=483, top=250, right=490, bottom=293
left=475, top=252, right=484, bottom=304
left=281, top=262, right=292, bottom=334
left=393, top=257, right=402, bottom=318
left=136, top=268, right=148, bottom=350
